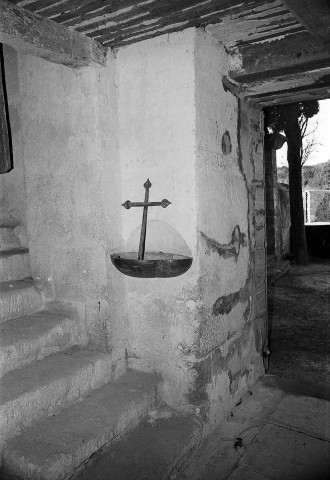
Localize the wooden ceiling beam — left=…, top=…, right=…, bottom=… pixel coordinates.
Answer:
left=0, top=0, right=107, bottom=67
left=282, top=0, right=330, bottom=48
left=251, top=82, right=330, bottom=106
left=229, top=31, right=330, bottom=83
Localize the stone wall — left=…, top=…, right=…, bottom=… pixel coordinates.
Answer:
left=2, top=27, right=267, bottom=431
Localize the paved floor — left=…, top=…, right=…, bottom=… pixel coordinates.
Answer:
left=177, top=375, right=330, bottom=480
left=267, top=259, right=330, bottom=388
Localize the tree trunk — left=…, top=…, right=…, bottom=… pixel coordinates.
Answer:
left=284, top=114, right=309, bottom=265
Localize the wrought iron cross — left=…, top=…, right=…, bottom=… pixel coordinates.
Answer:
left=122, top=179, right=171, bottom=260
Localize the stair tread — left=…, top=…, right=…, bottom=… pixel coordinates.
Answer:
left=2, top=370, right=159, bottom=480
left=0, top=248, right=29, bottom=258
left=0, top=278, right=35, bottom=294
left=0, top=350, right=106, bottom=405
left=76, top=407, right=202, bottom=480
left=0, top=310, right=81, bottom=377
left=0, top=310, right=73, bottom=348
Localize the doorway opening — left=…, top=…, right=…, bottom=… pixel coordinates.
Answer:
left=264, top=98, right=330, bottom=391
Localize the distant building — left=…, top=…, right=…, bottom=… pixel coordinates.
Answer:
left=303, top=189, right=330, bottom=223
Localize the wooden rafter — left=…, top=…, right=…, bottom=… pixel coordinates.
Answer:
left=283, top=0, right=330, bottom=48
left=229, top=31, right=330, bottom=83
left=0, top=0, right=107, bottom=67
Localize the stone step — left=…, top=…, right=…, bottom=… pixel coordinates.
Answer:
left=0, top=278, right=43, bottom=324
left=75, top=406, right=202, bottom=480
left=0, top=227, right=21, bottom=252
left=0, top=248, right=31, bottom=282
left=1, top=370, right=160, bottom=480
left=0, top=310, right=84, bottom=377
left=0, top=349, right=115, bottom=450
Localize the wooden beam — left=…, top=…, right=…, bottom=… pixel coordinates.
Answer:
left=0, top=0, right=107, bottom=67
left=283, top=0, right=330, bottom=48
left=229, top=31, right=330, bottom=83
left=247, top=75, right=330, bottom=106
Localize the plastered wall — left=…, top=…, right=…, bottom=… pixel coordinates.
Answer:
left=14, top=51, right=127, bottom=373
left=116, top=29, right=200, bottom=408
left=190, top=31, right=266, bottom=427
left=2, top=26, right=267, bottom=430
left=116, top=29, right=266, bottom=424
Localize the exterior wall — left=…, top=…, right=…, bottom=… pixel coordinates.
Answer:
left=304, top=190, right=330, bottom=223
left=15, top=51, right=127, bottom=373
left=0, top=46, right=27, bottom=245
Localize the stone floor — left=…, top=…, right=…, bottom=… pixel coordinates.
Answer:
left=267, top=259, right=330, bottom=388
left=178, top=375, right=330, bottom=480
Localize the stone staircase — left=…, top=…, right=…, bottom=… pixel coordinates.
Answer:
left=0, top=226, right=161, bottom=480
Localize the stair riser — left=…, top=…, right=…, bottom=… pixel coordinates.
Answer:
left=0, top=229, right=20, bottom=252
left=1, top=371, right=160, bottom=480
left=0, top=355, right=114, bottom=449
left=0, top=253, right=31, bottom=282
left=0, top=319, right=81, bottom=378
left=0, top=287, right=42, bottom=324
left=47, top=395, right=159, bottom=480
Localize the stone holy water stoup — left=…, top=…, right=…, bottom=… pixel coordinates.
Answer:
left=110, top=179, right=193, bottom=278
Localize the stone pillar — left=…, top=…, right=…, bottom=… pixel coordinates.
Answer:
left=192, top=31, right=265, bottom=427
left=116, top=29, right=199, bottom=409
left=116, top=29, right=266, bottom=427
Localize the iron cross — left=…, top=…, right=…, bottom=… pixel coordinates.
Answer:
left=122, top=179, right=171, bottom=260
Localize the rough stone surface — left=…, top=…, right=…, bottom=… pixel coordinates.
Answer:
left=242, top=423, right=330, bottom=480
left=0, top=249, right=31, bottom=282
left=1, top=370, right=160, bottom=480
left=270, top=394, right=330, bottom=441
left=0, top=227, right=21, bottom=251
left=178, top=376, right=330, bottom=480
left=0, top=310, right=84, bottom=377
left=0, top=349, right=114, bottom=448
left=228, top=466, right=269, bottom=480
left=76, top=407, right=202, bottom=480
left=267, top=261, right=330, bottom=387
left=0, top=279, right=42, bottom=324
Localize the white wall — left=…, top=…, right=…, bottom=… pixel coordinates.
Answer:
left=116, top=29, right=200, bottom=408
